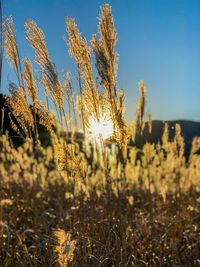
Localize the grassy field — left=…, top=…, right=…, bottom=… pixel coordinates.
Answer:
left=0, top=3, right=200, bottom=267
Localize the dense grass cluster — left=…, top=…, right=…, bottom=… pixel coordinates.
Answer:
left=0, top=3, right=200, bottom=266
left=1, top=132, right=200, bottom=266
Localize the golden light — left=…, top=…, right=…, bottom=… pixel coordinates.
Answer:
left=88, top=114, right=114, bottom=141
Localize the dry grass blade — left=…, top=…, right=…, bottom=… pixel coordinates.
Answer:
left=53, top=229, right=75, bottom=267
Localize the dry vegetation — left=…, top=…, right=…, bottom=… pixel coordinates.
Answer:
left=0, top=3, right=200, bottom=267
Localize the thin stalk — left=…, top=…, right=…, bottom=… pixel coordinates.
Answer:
left=0, top=106, right=4, bottom=134
left=72, top=100, right=77, bottom=130
left=59, top=108, right=63, bottom=127
left=0, top=0, right=3, bottom=93
left=46, top=94, right=50, bottom=111
left=147, top=168, right=154, bottom=233
left=33, top=107, right=39, bottom=141
left=77, top=67, right=85, bottom=134
left=62, top=107, right=69, bottom=132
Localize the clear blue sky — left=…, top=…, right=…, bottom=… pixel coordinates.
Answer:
left=2, top=0, right=200, bottom=121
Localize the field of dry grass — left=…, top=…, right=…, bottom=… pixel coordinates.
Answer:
left=0, top=3, right=200, bottom=267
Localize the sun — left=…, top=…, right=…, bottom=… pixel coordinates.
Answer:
left=88, top=114, right=114, bottom=141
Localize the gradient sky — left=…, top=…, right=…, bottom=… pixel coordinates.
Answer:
left=2, top=0, right=200, bottom=121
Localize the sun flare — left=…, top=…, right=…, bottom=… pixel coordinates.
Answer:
left=88, top=114, right=114, bottom=141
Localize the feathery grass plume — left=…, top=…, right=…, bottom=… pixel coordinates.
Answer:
left=189, top=136, right=200, bottom=167
left=91, top=3, right=117, bottom=94
left=52, top=132, right=82, bottom=174
left=63, top=72, right=73, bottom=113
left=3, top=17, right=23, bottom=87
left=36, top=102, right=56, bottom=134
left=135, top=81, right=147, bottom=137
left=91, top=4, right=130, bottom=156
left=190, top=137, right=200, bottom=156
left=23, top=58, right=38, bottom=107
left=52, top=133, right=66, bottom=171
left=23, top=58, right=40, bottom=139
left=65, top=143, right=82, bottom=175
left=66, top=18, right=94, bottom=90
left=7, top=83, right=34, bottom=137
left=162, top=122, right=169, bottom=150
left=8, top=112, right=20, bottom=134
left=42, top=72, right=63, bottom=111
left=25, top=20, right=64, bottom=111
left=174, top=123, right=184, bottom=158
left=91, top=4, right=118, bottom=122
left=63, top=72, right=77, bottom=129
left=53, top=229, right=75, bottom=267
left=148, top=112, right=152, bottom=134
left=66, top=17, right=100, bottom=126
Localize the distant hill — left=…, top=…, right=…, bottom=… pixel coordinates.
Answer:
left=134, top=120, right=200, bottom=157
